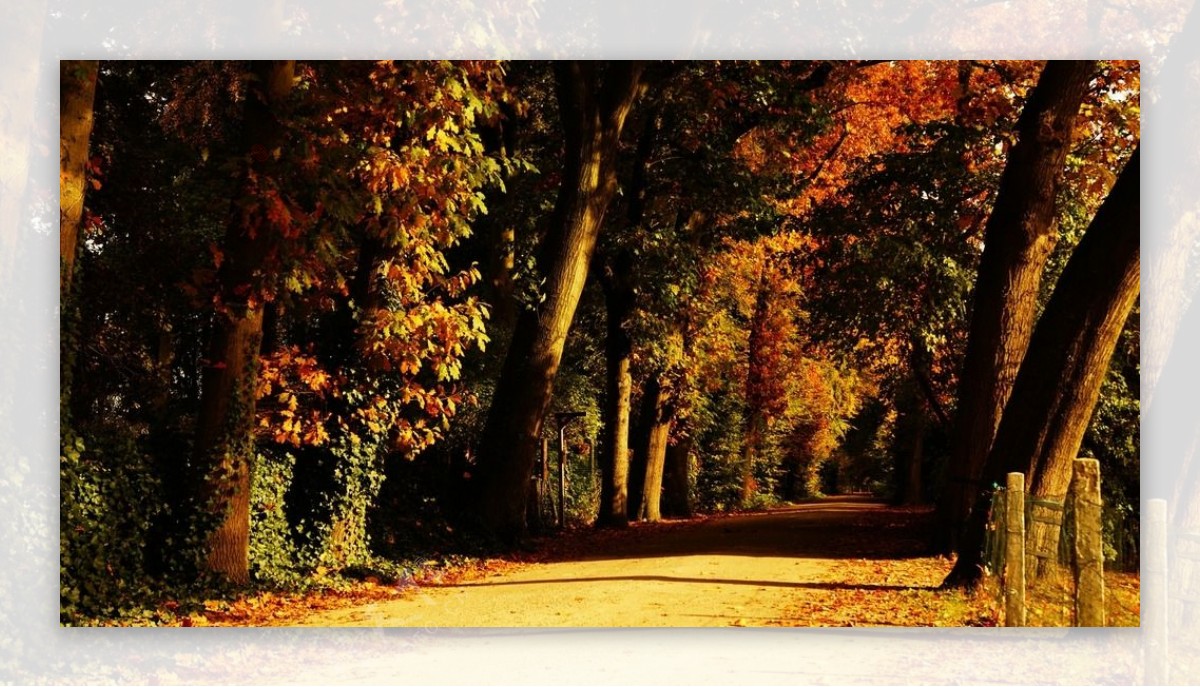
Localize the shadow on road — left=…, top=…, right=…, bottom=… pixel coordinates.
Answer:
left=527, top=495, right=937, bottom=564
left=431, top=574, right=936, bottom=592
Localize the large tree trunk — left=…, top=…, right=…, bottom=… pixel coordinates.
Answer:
left=60, top=60, right=100, bottom=296
left=192, top=61, right=295, bottom=584
left=937, top=61, right=1096, bottom=551
left=944, top=147, right=1140, bottom=588
left=638, top=373, right=673, bottom=522
left=475, top=62, right=645, bottom=540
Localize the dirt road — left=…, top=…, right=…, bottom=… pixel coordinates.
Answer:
left=293, top=496, right=943, bottom=627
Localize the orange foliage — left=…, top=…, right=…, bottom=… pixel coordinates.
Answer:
left=240, top=61, right=510, bottom=456
left=739, top=61, right=1044, bottom=217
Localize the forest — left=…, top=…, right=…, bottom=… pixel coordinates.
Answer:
left=59, top=59, right=1140, bottom=626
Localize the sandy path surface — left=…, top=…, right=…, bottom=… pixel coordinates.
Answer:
left=293, top=496, right=933, bottom=627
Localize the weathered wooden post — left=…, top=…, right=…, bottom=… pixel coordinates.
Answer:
left=553, top=412, right=585, bottom=528
left=1071, top=457, right=1105, bottom=626
left=1145, top=499, right=1168, bottom=683
left=1005, top=472, right=1026, bottom=627
left=558, top=423, right=568, bottom=527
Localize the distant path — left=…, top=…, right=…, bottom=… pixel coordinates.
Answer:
left=292, top=495, right=937, bottom=627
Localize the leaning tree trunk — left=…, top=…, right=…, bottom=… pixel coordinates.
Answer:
left=937, top=60, right=1096, bottom=552
left=945, top=147, right=1140, bottom=588
left=475, top=62, right=645, bottom=540
left=1022, top=149, right=1141, bottom=579
left=192, top=61, right=295, bottom=584
left=60, top=60, right=99, bottom=297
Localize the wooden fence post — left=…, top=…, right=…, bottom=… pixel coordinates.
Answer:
left=559, top=423, right=568, bottom=527
left=1145, top=499, right=1168, bottom=683
left=1005, top=472, right=1026, bottom=627
left=1071, top=457, right=1105, bottom=626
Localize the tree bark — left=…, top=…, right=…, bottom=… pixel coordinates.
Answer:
left=597, top=252, right=635, bottom=527
left=597, top=98, right=658, bottom=528
left=475, top=62, right=645, bottom=540
left=192, top=61, right=295, bottom=584
left=944, top=147, right=1140, bottom=588
left=937, top=60, right=1096, bottom=552
left=60, top=60, right=100, bottom=296
left=638, top=373, right=673, bottom=522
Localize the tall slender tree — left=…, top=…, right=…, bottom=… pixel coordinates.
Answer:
left=597, top=95, right=661, bottom=527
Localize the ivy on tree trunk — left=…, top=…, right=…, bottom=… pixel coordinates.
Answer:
left=192, top=60, right=295, bottom=584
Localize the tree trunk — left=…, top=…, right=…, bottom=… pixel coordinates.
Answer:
left=944, top=147, right=1140, bottom=588
left=60, top=60, right=99, bottom=296
left=937, top=60, right=1096, bottom=551
left=597, top=99, right=658, bottom=528
left=194, top=307, right=265, bottom=583
left=475, top=62, right=645, bottom=540
left=1022, top=150, right=1141, bottom=579
left=597, top=252, right=634, bottom=527
left=638, top=373, right=672, bottom=522
left=192, top=61, right=295, bottom=584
